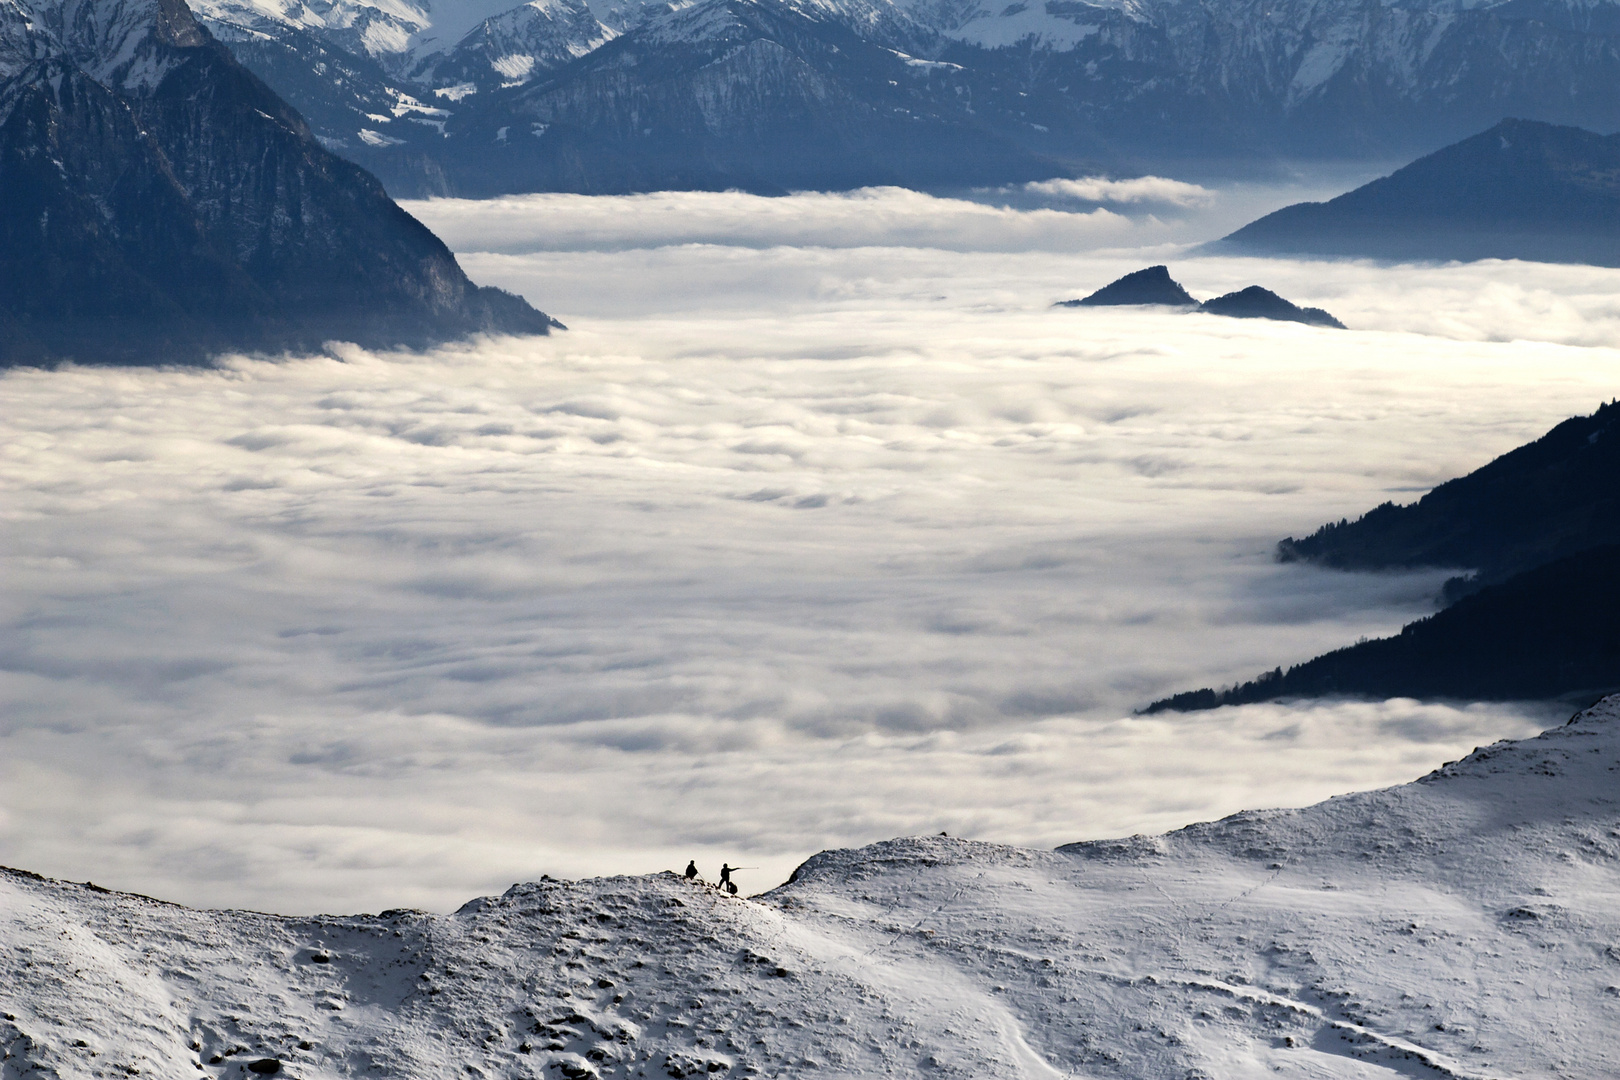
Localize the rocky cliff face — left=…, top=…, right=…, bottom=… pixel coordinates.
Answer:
left=0, top=0, right=556, bottom=366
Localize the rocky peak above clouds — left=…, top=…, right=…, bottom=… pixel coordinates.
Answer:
left=0, top=0, right=558, bottom=365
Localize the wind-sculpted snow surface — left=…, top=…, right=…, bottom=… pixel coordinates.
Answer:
left=7, top=698, right=1619, bottom=1079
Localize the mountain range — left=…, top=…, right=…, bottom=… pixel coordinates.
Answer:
left=185, top=0, right=1620, bottom=194
left=0, top=0, right=556, bottom=366
left=6, top=694, right=1619, bottom=1077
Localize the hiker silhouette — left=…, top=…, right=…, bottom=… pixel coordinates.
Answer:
left=683, top=860, right=698, bottom=881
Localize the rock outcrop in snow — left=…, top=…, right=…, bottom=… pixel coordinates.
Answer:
left=6, top=696, right=1620, bottom=1077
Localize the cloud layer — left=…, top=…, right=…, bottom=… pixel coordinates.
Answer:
left=2, top=186, right=1615, bottom=914
left=1019, top=176, right=1215, bottom=206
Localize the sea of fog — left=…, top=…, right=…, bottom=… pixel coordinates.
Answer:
left=4, top=181, right=1619, bottom=914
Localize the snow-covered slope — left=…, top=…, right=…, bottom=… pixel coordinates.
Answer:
left=7, top=697, right=1619, bottom=1078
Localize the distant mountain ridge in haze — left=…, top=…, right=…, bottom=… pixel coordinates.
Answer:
left=185, top=0, right=1620, bottom=194
left=395, top=0, right=1065, bottom=196
left=1221, top=119, right=1620, bottom=265
left=0, top=0, right=556, bottom=367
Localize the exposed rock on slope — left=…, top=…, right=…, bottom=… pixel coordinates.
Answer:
left=1222, top=118, right=1620, bottom=266
left=0, top=0, right=557, bottom=367
left=1058, top=265, right=1195, bottom=307
left=407, top=0, right=618, bottom=94
left=1198, top=286, right=1345, bottom=328
left=6, top=696, right=1620, bottom=1077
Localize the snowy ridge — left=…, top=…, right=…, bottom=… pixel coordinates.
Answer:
left=6, top=696, right=1619, bottom=1078
left=408, top=0, right=621, bottom=89
left=186, top=0, right=430, bottom=63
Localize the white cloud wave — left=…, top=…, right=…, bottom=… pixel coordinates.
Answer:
left=2, top=186, right=1617, bottom=914
left=1020, top=176, right=1216, bottom=206
left=402, top=172, right=1374, bottom=255
left=405, top=186, right=1152, bottom=253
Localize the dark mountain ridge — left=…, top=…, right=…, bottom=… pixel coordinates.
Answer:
left=1220, top=118, right=1620, bottom=265
left=1059, top=265, right=1196, bottom=307
left=364, top=0, right=1067, bottom=196
left=1197, top=286, right=1345, bottom=328
left=1144, top=542, right=1620, bottom=713
left=1146, top=401, right=1620, bottom=712
left=1058, top=268, right=1344, bottom=327
left=1279, top=400, right=1620, bottom=597
left=0, top=0, right=555, bottom=367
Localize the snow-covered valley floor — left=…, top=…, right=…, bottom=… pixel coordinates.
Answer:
left=8, top=696, right=1619, bottom=1080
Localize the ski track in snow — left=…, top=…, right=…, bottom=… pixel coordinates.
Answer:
left=6, top=696, right=1620, bottom=1079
